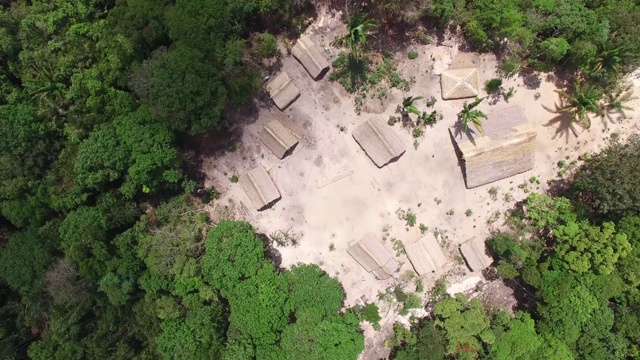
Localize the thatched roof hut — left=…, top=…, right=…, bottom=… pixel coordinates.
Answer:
left=405, top=234, right=447, bottom=275
left=440, top=68, right=480, bottom=100
left=347, top=234, right=398, bottom=280
left=265, top=72, right=300, bottom=110
left=449, top=105, right=536, bottom=188
left=353, top=118, right=406, bottom=167
left=291, top=34, right=330, bottom=80
left=459, top=236, right=493, bottom=272
left=258, top=120, right=298, bottom=159
left=239, top=166, right=281, bottom=211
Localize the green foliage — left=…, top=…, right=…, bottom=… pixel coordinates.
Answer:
left=484, top=78, right=503, bottom=93
left=407, top=51, right=418, bottom=60
left=458, top=97, right=487, bottom=134
left=255, top=32, right=279, bottom=58
left=360, top=303, right=382, bottom=328
left=0, top=229, right=54, bottom=295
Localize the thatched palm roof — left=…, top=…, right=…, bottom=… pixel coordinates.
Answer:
left=239, top=166, right=281, bottom=211
left=440, top=68, right=480, bottom=100
left=265, top=72, right=300, bottom=110
left=259, top=120, right=298, bottom=159
left=347, top=234, right=397, bottom=280
left=450, top=105, right=536, bottom=188
left=459, top=236, right=493, bottom=272
left=405, top=234, right=447, bottom=275
left=353, top=118, right=406, bottom=167
left=291, top=34, right=330, bottom=80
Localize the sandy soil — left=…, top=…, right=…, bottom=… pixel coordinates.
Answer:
left=202, top=12, right=640, bottom=359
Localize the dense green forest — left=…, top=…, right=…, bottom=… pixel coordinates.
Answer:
left=1, top=0, right=640, bottom=359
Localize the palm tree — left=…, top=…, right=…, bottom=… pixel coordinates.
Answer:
left=458, top=97, right=487, bottom=134
left=556, top=81, right=604, bottom=129
left=401, top=96, right=423, bottom=116
left=333, top=13, right=377, bottom=62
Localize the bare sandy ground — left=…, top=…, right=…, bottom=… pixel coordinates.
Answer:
left=202, top=12, right=640, bottom=358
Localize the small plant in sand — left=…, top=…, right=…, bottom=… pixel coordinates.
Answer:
left=465, top=209, right=473, bottom=217
left=425, top=96, right=437, bottom=108
left=446, top=209, right=454, bottom=216
left=229, top=175, right=239, bottom=183
left=488, top=186, right=498, bottom=201
left=401, top=96, right=424, bottom=120
left=392, top=238, right=406, bottom=256
left=458, top=97, right=487, bottom=134
left=407, top=50, right=419, bottom=60
left=415, top=278, right=424, bottom=293
left=269, top=228, right=300, bottom=247
left=534, top=92, right=541, bottom=100
left=329, top=243, right=335, bottom=251
left=419, top=223, right=428, bottom=234
left=416, top=29, right=431, bottom=45
left=504, top=87, right=516, bottom=102
left=404, top=211, right=417, bottom=227
left=400, top=293, right=423, bottom=315
left=457, top=256, right=466, bottom=265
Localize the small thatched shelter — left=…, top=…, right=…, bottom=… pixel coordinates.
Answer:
left=291, top=35, right=330, bottom=80
left=265, top=72, right=300, bottom=110
left=239, top=166, right=281, bottom=211
left=405, top=234, right=447, bottom=275
left=353, top=118, right=406, bottom=167
left=459, top=236, right=493, bottom=272
left=347, top=234, right=398, bottom=280
left=449, top=105, right=536, bottom=188
left=440, top=68, right=480, bottom=100
left=258, top=120, right=298, bottom=159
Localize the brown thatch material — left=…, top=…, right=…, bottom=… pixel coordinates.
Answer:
left=258, top=120, right=298, bottom=159
left=449, top=105, right=536, bottom=188
left=291, top=35, right=330, bottom=80
left=347, top=234, right=398, bottom=280
left=239, top=166, right=281, bottom=211
left=353, top=118, right=406, bottom=167
left=405, top=234, right=447, bottom=275
left=459, top=236, right=493, bottom=272
left=440, top=68, right=480, bottom=100
left=265, top=72, right=300, bottom=110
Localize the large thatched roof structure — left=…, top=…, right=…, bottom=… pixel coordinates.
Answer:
left=258, top=120, right=298, bottom=159
left=440, top=68, right=480, bottom=100
left=291, top=34, right=330, bottom=80
left=265, top=72, right=300, bottom=110
left=449, top=105, right=536, bottom=188
left=239, top=166, right=281, bottom=211
left=459, top=236, right=493, bottom=272
left=405, top=234, right=447, bottom=275
left=347, top=234, right=398, bottom=280
left=353, top=118, right=406, bottom=167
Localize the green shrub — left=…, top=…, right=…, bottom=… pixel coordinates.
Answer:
left=484, top=78, right=503, bottom=94
left=255, top=32, right=279, bottom=58
left=360, top=303, right=382, bottom=329
left=229, top=175, right=239, bottom=183
left=408, top=51, right=419, bottom=60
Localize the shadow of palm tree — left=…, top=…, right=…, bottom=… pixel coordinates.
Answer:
left=452, top=120, right=478, bottom=146
left=541, top=103, right=581, bottom=142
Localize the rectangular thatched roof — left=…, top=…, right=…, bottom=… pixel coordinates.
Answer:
left=347, top=234, right=397, bottom=280
left=258, top=120, right=298, bottom=159
left=239, top=166, right=281, bottom=211
left=291, top=34, right=330, bottom=80
left=405, top=234, right=447, bottom=275
left=440, top=68, right=480, bottom=100
left=353, top=118, right=406, bottom=167
left=459, top=236, right=493, bottom=272
left=449, top=105, right=536, bottom=188
left=265, top=72, right=300, bottom=110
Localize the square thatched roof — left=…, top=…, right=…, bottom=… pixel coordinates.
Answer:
left=459, top=236, right=493, bottom=272
left=353, top=118, right=406, bottom=167
left=405, top=234, right=447, bottom=275
left=265, top=72, right=300, bottom=110
left=449, top=105, right=536, bottom=188
left=347, top=234, right=397, bottom=280
left=258, top=120, right=298, bottom=159
left=291, top=34, right=330, bottom=80
left=440, top=68, right=480, bottom=100
left=239, top=166, right=281, bottom=211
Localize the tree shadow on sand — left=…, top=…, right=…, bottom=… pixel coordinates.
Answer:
left=541, top=103, right=584, bottom=143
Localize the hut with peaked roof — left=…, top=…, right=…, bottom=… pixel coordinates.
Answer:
left=291, top=35, right=330, bottom=80
left=405, top=234, right=448, bottom=275
left=259, top=120, right=298, bottom=159
left=347, top=234, right=398, bottom=280
left=459, top=236, right=493, bottom=272
left=449, top=105, right=536, bottom=188
left=239, top=166, right=281, bottom=211
left=440, top=68, right=480, bottom=100
left=265, top=72, right=300, bottom=110
left=353, top=118, right=406, bottom=167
